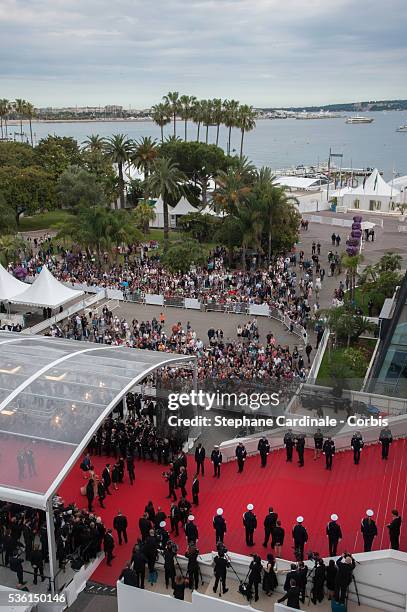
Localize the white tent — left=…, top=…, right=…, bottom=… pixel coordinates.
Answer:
left=0, top=264, right=28, bottom=301
left=149, top=197, right=173, bottom=229
left=351, top=169, right=399, bottom=197
left=334, top=169, right=401, bottom=213
left=10, top=265, right=84, bottom=308
left=171, top=197, right=197, bottom=216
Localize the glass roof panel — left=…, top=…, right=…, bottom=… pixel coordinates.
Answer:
left=0, top=332, right=193, bottom=502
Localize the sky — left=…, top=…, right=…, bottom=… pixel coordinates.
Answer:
left=0, top=0, right=406, bottom=108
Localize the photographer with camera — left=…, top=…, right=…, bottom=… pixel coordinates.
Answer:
left=185, top=542, right=200, bottom=591
left=163, top=540, right=177, bottom=589
left=213, top=545, right=230, bottom=595
left=334, top=552, right=356, bottom=605
left=246, top=554, right=262, bottom=602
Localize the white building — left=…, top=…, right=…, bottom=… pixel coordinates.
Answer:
left=331, top=168, right=401, bottom=213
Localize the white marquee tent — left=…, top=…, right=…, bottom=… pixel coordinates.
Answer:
left=10, top=265, right=84, bottom=309
left=149, top=196, right=197, bottom=228
left=0, top=264, right=28, bottom=301
left=332, top=168, right=401, bottom=213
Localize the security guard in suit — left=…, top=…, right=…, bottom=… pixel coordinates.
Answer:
left=284, top=430, right=295, bottom=462
left=379, top=427, right=393, bottom=460
left=235, top=442, right=247, bottom=473
left=361, top=509, right=378, bottom=552
left=243, top=504, right=257, bottom=546
left=351, top=431, right=364, bottom=464
left=326, top=513, right=342, bottom=556
left=322, top=436, right=335, bottom=470
left=213, top=508, right=227, bottom=544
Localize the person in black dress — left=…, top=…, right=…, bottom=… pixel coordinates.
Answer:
left=326, top=559, right=337, bottom=601
left=247, top=554, right=262, bottom=602
left=262, top=553, right=278, bottom=596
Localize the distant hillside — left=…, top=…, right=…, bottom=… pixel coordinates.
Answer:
left=261, top=100, right=407, bottom=112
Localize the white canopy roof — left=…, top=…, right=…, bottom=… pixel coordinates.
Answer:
left=200, top=205, right=226, bottom=218
left=351, top=169, right=400, bottom=197
left=275, top=176, right=325, bottom=190
left=171, top=196, right=197, bottom=215
left=0, top=264, right=28, bottom=301
left=10, top=265, right=84, bottom=308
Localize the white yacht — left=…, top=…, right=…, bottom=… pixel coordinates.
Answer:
left=346, top=116, right=374, bottom=124
left=396, top=124, right=407, bottom=132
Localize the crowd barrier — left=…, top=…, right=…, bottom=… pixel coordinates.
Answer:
left=22, top=276, right=308, bottom=343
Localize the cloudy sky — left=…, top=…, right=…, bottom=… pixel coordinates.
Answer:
left=0, top=0, right=406, bottom=107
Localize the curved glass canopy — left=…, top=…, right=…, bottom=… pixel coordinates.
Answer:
left=0, top=332, right=194, bottom=508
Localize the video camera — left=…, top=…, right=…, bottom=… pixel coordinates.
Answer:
left=216, top=541, right=228, bottom=556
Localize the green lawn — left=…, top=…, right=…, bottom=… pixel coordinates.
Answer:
left=316, top=337, right=377, bottom=390
left=18, top=210, right=75, bottom=232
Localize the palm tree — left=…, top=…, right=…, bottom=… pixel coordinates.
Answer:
left=255, top=168, right=298, bottom=260
left=14, top=98, right=26, bottom=142
left=132, top=136, right=158, bottom=182
left=234, top=201, right=263, bottom=270
left=341, top=253, right=364, bottom=301
left=0, top=234, right=26, bottom=266
left=103, top=134, right=133, bottom=209
left=147, top=158, right=186, bottom=248
left=151, top=103, right=171, bottom=142
left=213, top=166, right=252, bottom=215
left=24, top=101, right=35, bottom=146
left=212, top=98, right=224, bottom=147
left=192, top=100, right=205, bottom=142
left=223, top=99, right=240, bottom=155
left=133, top=200, right=157, bottom=234
left=179, top=95, right=196, bottom=141
left=0, top=99, right=9, bottom=140
left=82, top=134, right=105, bottom=152
left=237, top=104, right=256, bottom=158
left=163, top=91, right=180, bottom=137
left=202, top=99, right=214, bottom=144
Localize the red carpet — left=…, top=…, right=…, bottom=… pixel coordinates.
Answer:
left=58, top=439, right=407, bottom=586
left=0, top=435, right=74, bottom=495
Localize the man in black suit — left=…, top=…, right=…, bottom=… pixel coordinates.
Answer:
left=102, top=463, right=112, bottom=495
left=113, top=510, right=128, bottom=545
left=257, top=437, right=270, bottom=467
left=119, top=561, right=139, bottom=587
left=243, top=504, right=257, bottom=546
left=195, top=443, right=206, bottom=476
left=379, top=427, right=393, bottom=460
left=235, top=442, right=247, bottom=473
left=323, top=436, right=335, bottom=470
left=192, top=474, right=200, bottom=505
left=292, top=516, right=308, bottom=561
left=185, top=515, right=199, bottom=545
left=213, top=508, right=227, bottom=544
left=335, top=554, right=356, bottom=604
left=351, top=432, right=364, bottom=465
left=126, top=454, right=135, bottom=485
left=178, top=466, right=188, bottom=498
left=284, top=430, right=295, bottom=462
left=211, top=446, right=222, bottom=478
left=139, top=513, right=152, bottom=541
left=131, top=545, right=148, bottom=588
left=296, top=434, right=305, bottom=467
left=213, top=550, right=230, bottom=595
left=278, top=579, right=301, bottom=609
left=361, top=509, right=378, bottom=552
left=387, top=509, right=402, bottom=550
left=326, top=513, right=342, bottom=557
left=170, top=503, right=181, bottom=536
left=263, top=507, right=278, bottom=547
left=103, top=529, right=115, bottom=566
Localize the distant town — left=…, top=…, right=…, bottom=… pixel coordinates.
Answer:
left=10, top=98, right=407, bottom=122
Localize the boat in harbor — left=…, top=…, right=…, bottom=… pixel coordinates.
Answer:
left=396, top=124, right=407, bottom=132
left=346, top=116, right=374, bottom=124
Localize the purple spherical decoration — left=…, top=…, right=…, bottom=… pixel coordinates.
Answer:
left=351, top=230, right=362, bottom=239
left=353, top=216, right=363, bottom=223
left=346, top=246, right=358, bottom=256
left=352, top=222, right=362, bottom=230
left=346, top=238, right=359, bottom=247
